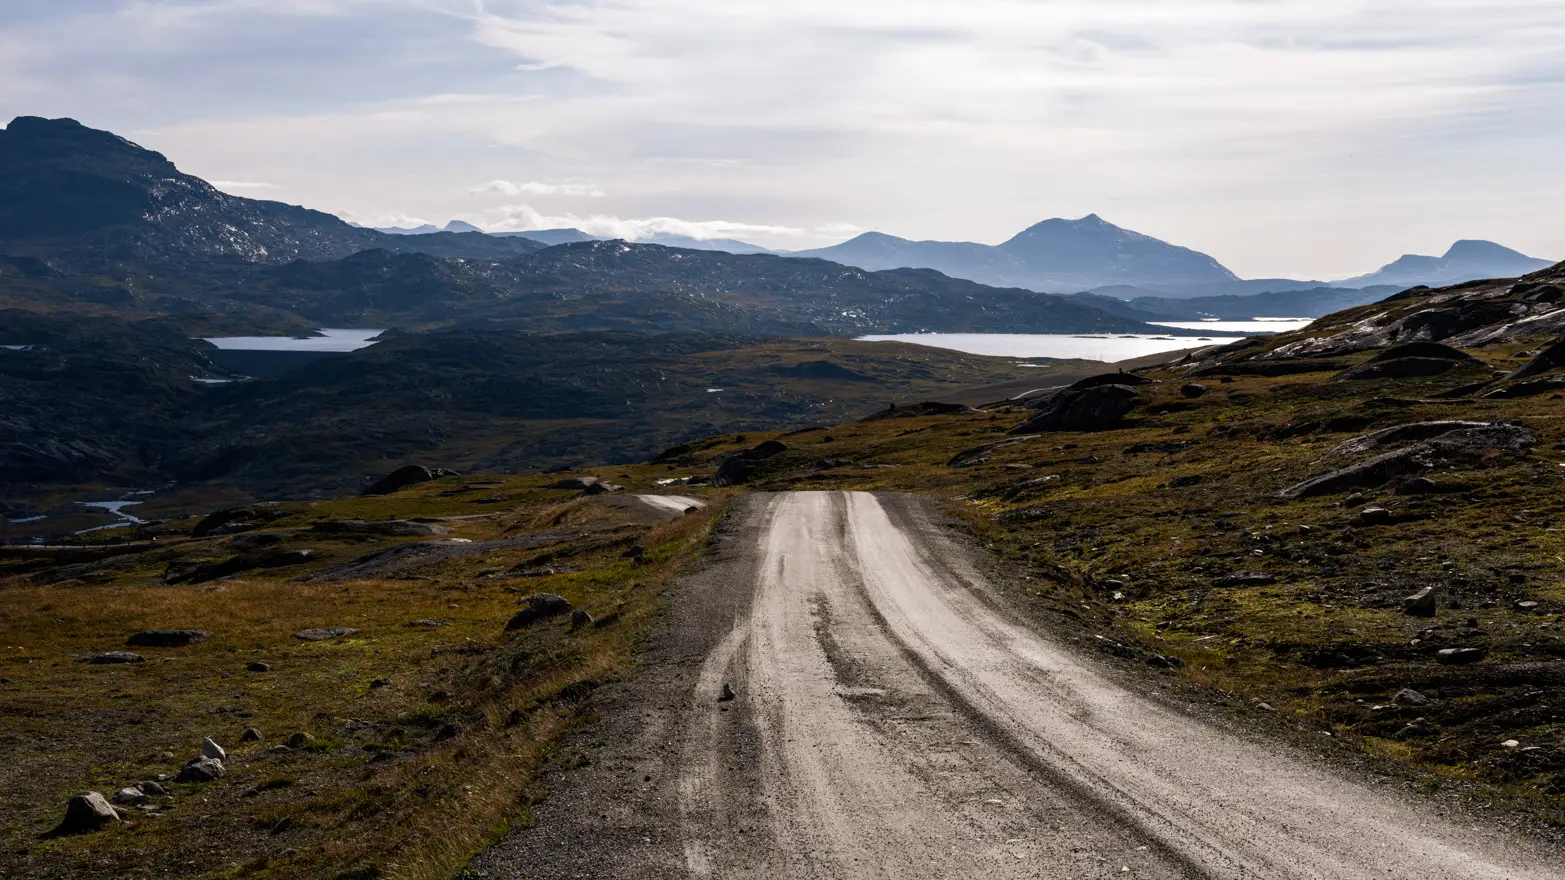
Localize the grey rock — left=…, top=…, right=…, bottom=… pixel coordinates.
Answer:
left=1392, top=688, right=1429, bottom=707
left=293, top=627, right=360, bottom=641
left=407, top=619, right=446, bottom=628
left=719, top=683, right=736, bottom=703
left=1180, top=383, right=1208, bottom=398
left=126, top=629, right=210, bottom=648
left=1396, top=477, right=1440, bottom=496
left=1213, top=572, right=1276, bottom=588
left=1357, top=507, right=1392, bottom=525
left=138, top=781, right=166, bottom=796
left=1403, top=587, right=1438, bottom=618
left=1395, top=718, right=1432, bottom=739
left=506, top=594, right=574, bottom=630
left=112, top=786, right=148, bottom=806
left=201, top=737, right=226, bottom=760
left=82, top=651, right=145, bottom=665
left=174, top=756, right=225, bottom=783
left=48, top=792, right=120, bottom=836
left=1436, top=647, right=1487, bottom=666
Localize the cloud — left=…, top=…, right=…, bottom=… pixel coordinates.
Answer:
left=479, top=204, right=804, bottom=242
left=471, top=179, right=606, bottom=197
left=4, top=1, right=1563, bottom=275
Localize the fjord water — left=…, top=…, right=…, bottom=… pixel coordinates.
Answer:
left=860, top=318, right=1313, bottom=361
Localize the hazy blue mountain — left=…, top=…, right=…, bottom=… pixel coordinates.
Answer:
left=1336, top=240, right=1554, bottom=290
left=637, top=233, right=773, bottom=255
left=492, top=228, right=598, bottom=246
left=791, top=215, right=1238, bottom=293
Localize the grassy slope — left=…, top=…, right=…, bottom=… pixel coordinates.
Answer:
left=0, top=476, right=736, bottom=879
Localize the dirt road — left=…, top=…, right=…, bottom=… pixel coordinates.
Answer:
left=473, top=492, right=1558, bottom=879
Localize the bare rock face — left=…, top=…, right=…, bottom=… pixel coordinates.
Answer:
left=48, top=792, right=121, bottom=836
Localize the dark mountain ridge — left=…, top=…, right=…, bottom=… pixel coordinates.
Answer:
left=0, top=116, right=545, bottom=270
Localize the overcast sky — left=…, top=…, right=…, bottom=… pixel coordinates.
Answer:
left=2, top=0, right=1562, bottom=279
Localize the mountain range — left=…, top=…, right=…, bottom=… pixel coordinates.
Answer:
left=0, top=117, right=1184, bottom=339
left=376, top=212, right=1557, bottom=299
left=368, top=220, right=771, bottom=254
left=1332, top=240, right=1555, bottom=289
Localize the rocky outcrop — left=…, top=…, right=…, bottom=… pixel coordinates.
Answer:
left=712, top=440, right=790, bottom=486
left=191, top=503, right=288, bottom=538
left=309, top=519, right=452, bottom=537
left=1010, top=384, right=1143, bottom=434
left=126, top=629, right=209, bottom=647
left=363, top=465, right=460, bottom=496
left=1280, top=423, right=1534, bottom=498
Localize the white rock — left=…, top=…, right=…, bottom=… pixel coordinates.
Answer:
left=1502, top=739, right=1521, bottom=748
left=201, top=737, right=226, bottom=760
left=113, top=786, right=148, bottom=806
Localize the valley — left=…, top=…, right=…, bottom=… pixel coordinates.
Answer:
left=4, top=111, right=1565, bottom=880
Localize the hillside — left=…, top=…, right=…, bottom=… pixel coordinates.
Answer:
left=0, top=116, right=545, bottom=270
left=0, top=319, right=1096, bottom=523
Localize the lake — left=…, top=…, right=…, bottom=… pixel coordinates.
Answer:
left=203, top=328, right=386, bottom=352
left=860, top=319, right=1313, bottom=362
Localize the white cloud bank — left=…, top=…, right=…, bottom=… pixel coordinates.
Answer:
left=1, top=0, right=1562, bottom=275
left=471, top=179, right=606, bottom=198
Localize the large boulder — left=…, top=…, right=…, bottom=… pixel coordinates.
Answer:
left=191, top=503, right=288, bottom=538
left=174, top=756, right=225, bottom=783
left=362, top=465, right=460, bottom=496
left=506, top=594, right=575, bottom=630
left=1010, top=385, right=1143, bottom=434
left=48, top=792, right=120, bottom=836
left=711, top=440, right=790, bottom=487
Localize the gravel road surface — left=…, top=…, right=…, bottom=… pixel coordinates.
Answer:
left=472, top=491, right=1559, bottom=879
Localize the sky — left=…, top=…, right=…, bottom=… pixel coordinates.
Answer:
left=1, top=1, right=1562, bottom=280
